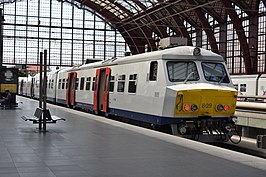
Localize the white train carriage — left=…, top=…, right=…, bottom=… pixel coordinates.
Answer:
left=259, top=74, right=266, bottom=96
left=20, top=46, right=238, bottom=141
left=231, top=74, right=266, bottom=96
left=32, top=73, right=40, bottom=99
left=20, top=75, right=34, bottom=97
left=231, top=75, right=259, bottom=95
left=18, top=77, right=28, bottom=96
left=63, top=46, right=237, bottom=140
left=47, top=69, right=61, bottom=103
left=56, top=67, right=72, bottom=105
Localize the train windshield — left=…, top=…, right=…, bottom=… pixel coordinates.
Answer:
left=202, top=62, right=230, bottom=83
left=167, top=61, right=199, bottom=82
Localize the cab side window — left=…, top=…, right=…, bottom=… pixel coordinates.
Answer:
left=117, top=74, right=125, bottom=92
left=128, top=74, right=137, bottom=93
left=86, top=77, right=91, bottom=91
left=240, top=84, right=246, bottom=92
left=109, top=76, right=115, bottom=92
left=149, top=61, right=158, bottom=81
left=58, top=79, right=61, bottom=89
left=75, top=78, right=79, bottom=90
left=80, top=77, right=85, bottom=90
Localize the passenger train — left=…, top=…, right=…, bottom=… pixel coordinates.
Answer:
left=19, top=46, right=239, bottom=142
left=231, top=74, right=266, bottom=96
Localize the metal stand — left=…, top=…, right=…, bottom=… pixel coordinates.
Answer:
left=38, top=52, right=43, bottom=131
left=38, top=50, right=48, bottom=133
left=0, top=9, right=4, bottom=68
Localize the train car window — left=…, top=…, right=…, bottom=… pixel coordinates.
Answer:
left=202, top=63, right=229, bottom=83
left=117, top=74, right=125, bottom=92
left=66, top=79, right=68, bottom=89
left=234, top=84, right=239, bottom=91
left=240, top=84, right=246, bottom=92
left=128, top=74, right=137, bottom=93
left=167, top=61, right=199, bottom=82
left=80, top=77, right=85, bottom=90
left=149, top=61, right=158, bottom=81
left=75, top=78, right=79, bottom=90
left=51, top=80, right=54, bottom=89
left=85, top=77, right=91, bottom=91
left=62, top=79, right=65, bottom=89
left=92, top=77, right=95, bottom=91
left=48, top=80, right=51, bottom=89
left=58, top=79, right=61, bottom=89
left=109, top=76, right=115, bottom=92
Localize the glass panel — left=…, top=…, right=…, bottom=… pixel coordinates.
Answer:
left=202, top=63, right=230, bottom=83
left=167, top=61, right=199, bottom=82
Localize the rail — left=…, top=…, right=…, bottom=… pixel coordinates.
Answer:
left=236, top=95, right=266, bottom=111
left=237, top=95, right=266, bottom=103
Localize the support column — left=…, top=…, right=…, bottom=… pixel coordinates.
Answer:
left=219, top=23, right=227, bottom=61
left=43, top=49, right=47, bottom=133
left=196, top=29, right=202, bottom=48
left=249, top=13, right=259, bottom=74
left=0, top=9, right=4, bottom=68
left=39, top=52, right=43, bottom=131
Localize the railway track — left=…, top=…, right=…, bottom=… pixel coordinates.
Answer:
left=210, top=137, right=266, bottom=159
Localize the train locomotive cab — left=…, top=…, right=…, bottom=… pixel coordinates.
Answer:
left=162, top=47, right=238, bottom=142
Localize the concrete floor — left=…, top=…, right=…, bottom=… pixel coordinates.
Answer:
left=0, top=96, right=265, bottom=177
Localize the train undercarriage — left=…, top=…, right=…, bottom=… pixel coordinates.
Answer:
left=169, top=117, right=241, bottom=143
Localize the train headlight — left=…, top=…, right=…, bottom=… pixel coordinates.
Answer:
left=193, top=47, right=201, bottom=56
left=184, top=105, right=191, bottom=111
left=191, top=104, right=198, bottom=111
left=216, top=104, right=230, bottom=112
left=184, top=104, right=198, bottom=112
left=217, top=104, right=224, bottom=111
left=224, top=105, right=230, bottom=111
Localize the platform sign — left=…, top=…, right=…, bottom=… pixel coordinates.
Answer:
left=0, top=68, right=18, bottom=94
left=0, top=84, right=17, bottom=93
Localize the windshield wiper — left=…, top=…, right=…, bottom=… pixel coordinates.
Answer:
left=219, top=74, right=227, bottom=84
left=184, top=72, right=194, bottom=84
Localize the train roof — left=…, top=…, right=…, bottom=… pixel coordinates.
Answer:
left=56, top=67, right=72, bottom=74
left=70, top=46, right=224, bottom=71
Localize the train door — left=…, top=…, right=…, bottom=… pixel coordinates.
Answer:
left=93, top=68, right=111, bottom=114
left=66, top=72, right=77, bottom=107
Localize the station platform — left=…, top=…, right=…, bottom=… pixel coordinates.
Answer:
left=0, top=96, right=266, bottom=177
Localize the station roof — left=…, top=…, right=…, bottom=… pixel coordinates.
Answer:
left=79, top=0, right=262, bottom=74
left=80, top=0, right=259, bottom=54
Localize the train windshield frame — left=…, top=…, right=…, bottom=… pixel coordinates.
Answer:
left=166, top=61, right=200, bottom=82
left=201, top=62, right=230, bottom=83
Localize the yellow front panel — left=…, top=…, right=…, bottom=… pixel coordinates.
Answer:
left=175, top=89, right=237, bottom=117
left=0, top=84, right=17, bottom=93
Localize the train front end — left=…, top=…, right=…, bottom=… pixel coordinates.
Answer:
left=163, top=47, right=239, bottom=142
left=168, top=84, right=238, bottom=142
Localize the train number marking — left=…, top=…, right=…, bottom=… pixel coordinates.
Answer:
left=202, top=103, right=212, bottom=108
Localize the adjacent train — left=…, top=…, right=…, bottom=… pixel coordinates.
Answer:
left=19, top=46, right=239, bottom=142
left=231, top=74, right=266, bottom=96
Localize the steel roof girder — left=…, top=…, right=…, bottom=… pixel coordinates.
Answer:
left=263, top=0, right=266, bottom=7
left=248, top=13, right=259, bottom=73
left=185, top=0, right=218, bottom=53
left=231, top=0, right=257, bottom=15
left=220, top=0, right=251, bottom=74
left=83, top=0, right=142, bottom=53
left=166, top=7, right=192, bottom=45
left=219, top=23, right=227, bottom=60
